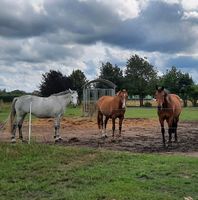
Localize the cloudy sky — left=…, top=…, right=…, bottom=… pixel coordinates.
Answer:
left=0, top=0, right=198, bottom=92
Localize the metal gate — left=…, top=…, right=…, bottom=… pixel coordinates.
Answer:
left=82, top=79, right=116, bottom=116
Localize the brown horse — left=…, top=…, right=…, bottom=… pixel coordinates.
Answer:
left=96, top=90, right=128, bottom=138
left=155, top=86, right=182, bottom=147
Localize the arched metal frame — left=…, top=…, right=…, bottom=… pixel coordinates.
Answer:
left=82, top=79, right=116, bottom=116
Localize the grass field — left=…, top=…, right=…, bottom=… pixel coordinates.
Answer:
left=125, top=107, right=198, bottom=121
left=0, top=143, right=197, bottom=200
left=1, top=103, right=198, bottom=122
left=0, top=104, right=198, bottom=200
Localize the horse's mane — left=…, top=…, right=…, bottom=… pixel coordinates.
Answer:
left=162, top=89, right=172, bottom=108
left=51, top=90, right=71, bottom=96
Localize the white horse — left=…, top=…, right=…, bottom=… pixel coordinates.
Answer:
left=9, top=89, right=78, bottom=143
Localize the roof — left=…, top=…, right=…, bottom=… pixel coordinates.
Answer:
left=83, top=78, right=116, bottom=89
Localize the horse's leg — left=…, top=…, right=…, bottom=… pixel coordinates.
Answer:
left=112, top=117, right=116, bottom=138
left=159, top=118, right=165, bottom=147
left=54, top=117, right=62, bottom=142
left=11, top=113, right=24, bottom=143
left=173, top=118, right=179, bottom=142
left=167, top=117, right=174, bottom=144
left=102, top=116, right=109, bottom=138
left=101, top=115, right=108, bottom=138
left=18, top=114, right=26, bottom=141
left=118, top=116, right=124, bottom=137
left=11, top=122, right=17, bottom=143
left=98, top=111, right=103, bottom=132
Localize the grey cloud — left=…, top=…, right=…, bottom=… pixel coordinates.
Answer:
left=101, top=1, right=196, bottom=53
left=1, top=0, right=196, bottom=54
left=0, top=1, right=51, bottom=38
left=165, top=56, right=198, bottom=69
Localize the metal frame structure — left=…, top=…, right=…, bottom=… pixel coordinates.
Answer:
left=82, top=79, right=116, bottom=116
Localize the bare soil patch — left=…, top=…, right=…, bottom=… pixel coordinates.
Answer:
left=1, top=118, right=198, bottom=156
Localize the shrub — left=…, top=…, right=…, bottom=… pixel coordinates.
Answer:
left=144, top=101, right=152, bottom=107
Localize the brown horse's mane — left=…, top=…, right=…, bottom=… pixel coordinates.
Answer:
left=162, top=89, right=170, bottom=109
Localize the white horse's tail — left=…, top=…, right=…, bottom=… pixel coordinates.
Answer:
left=9, top=98, right=18, bottom=132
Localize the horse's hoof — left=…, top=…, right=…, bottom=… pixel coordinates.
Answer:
left=55, top=138, right=63, bottom=143
left=166, top=141, right=172, bottom=148
left=110, top=138, right=116, bottom=143
left=11, top=138, right=16, bottom=143
left=101, top=134, right=108, bottom=139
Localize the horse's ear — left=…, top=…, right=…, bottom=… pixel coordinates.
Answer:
left=161, top=86, right=164, bottom=91
left=69, top=88, right=72, bottom=93
left=116, top=91, right=121, bottom=96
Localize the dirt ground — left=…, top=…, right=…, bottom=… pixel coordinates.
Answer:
left=0, top=117, right=198, bottom=156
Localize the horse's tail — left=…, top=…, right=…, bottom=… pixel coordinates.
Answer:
left=9, top=98, right=18, bottom=132
left=96, top=102, right=100, bottom=129
left=97, top=109, right=103, bottom=129
left=97, top=111, right=100, bottom=129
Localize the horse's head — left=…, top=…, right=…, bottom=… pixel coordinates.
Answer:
left=116, top=89, right=128, bottom=108
left=155, top=86, right=169, bottom=111
left=69, top=89, right=78, bottom=107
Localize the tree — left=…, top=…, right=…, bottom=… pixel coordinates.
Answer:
left=98, top=62, right=124, bottom=90
left=178, top=73, right=194, bottom=107
left=39, top=70, right=72, bottom=97
left=161, top=66, right=194, bottom=107
left=69, top=69, right=87, bottom=102
left=161, top=66, right=181, bottom=94
left=189, top=84, right=198, bottom=107
left=125, top=54, right=158, bottom=106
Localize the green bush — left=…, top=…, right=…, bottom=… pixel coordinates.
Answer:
left=144, top=101, right=152, bottom=107
left=0, top=95, right=18, bottom=102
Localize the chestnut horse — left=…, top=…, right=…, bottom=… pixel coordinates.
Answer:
left=155, top=86, right=182, bottom=147
left=96, top=90, right=128, bottom=138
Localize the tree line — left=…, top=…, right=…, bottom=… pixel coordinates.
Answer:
left=98, top=55, right=198, bottom=107
left=0, top=54, right=198, bottom=106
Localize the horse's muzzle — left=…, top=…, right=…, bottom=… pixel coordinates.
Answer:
left=72, top=104, right=77, bottom=108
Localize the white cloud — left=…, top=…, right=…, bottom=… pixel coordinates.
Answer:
left=98, top=0, right=140, bottom=20
left=181, top=0, right=198, bottom=11
left=31, top=0, right=47, bottom=14
left=183, top=11, right=198, bottom=20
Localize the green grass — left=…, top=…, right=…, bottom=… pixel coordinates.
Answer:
left=64, top=105, right=83, bottom=117
left=125, top=107, right=157, bottom=119
left=125, top=107, right=198, bottom=121
left=0, top=103, right=10, bottom=122
left=180, top=107, right=198, bottom=121
left=0, top=143, right=197, bottom=200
